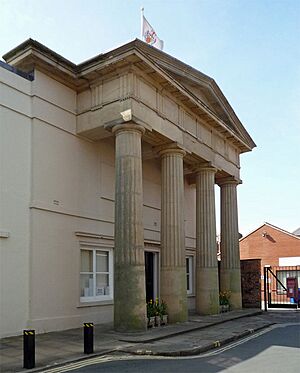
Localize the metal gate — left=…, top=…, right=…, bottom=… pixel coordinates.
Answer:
left=263, top=265, right=300, bottom=310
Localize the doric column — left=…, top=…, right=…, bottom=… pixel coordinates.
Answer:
left=159, top=146, right=188, bottom=323
left=219, top=177, right=242, bottom=309
left=112, top=122, right=147, bottom=331
left=195, top=165, right=219, bottom=314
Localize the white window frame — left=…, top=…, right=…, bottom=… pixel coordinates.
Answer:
left=80, top=247, right=113, bottom=303
left=186, top=255, right=194, bottom=295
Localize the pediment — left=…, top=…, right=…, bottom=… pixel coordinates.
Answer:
left=134, top=43, right=255, bottom=151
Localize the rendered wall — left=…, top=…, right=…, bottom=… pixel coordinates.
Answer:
left=29, top=71, right=117, bottom=332
left=0, top=66, right=31, bottom=337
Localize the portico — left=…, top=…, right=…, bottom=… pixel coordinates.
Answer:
left=109, top=118, right=247, bottom=330
left=1, top=38, right=256, bottom=336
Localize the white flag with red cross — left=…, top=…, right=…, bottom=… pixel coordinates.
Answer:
left=141, top=12, right=164, bottom=51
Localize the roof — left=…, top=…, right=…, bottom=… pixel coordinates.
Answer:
left=2, top=38, right=256, bottom=152
left=292, top=227, right=300, bottom=236
left=240, top=222, right=300, bottom=242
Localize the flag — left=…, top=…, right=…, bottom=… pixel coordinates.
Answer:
left=142, top=15, right=164, bottom=50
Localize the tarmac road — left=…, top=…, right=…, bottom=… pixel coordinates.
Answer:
left=48, top=313, right=300, bottom=373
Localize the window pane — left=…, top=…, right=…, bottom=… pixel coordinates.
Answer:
left=187, top=274, right=190, bottom=291
left=96, top=251, right=108, bottom=272
left=186, top=258, right=189, bottom=273
left=96, top=274, right=109, bottom=295
left=80, top=274, right=94, bottom=297
left=81, top=250, right=93, bottom=272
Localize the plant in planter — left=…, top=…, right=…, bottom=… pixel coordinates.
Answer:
left=147, top=299, right=169, bottom=327
left=147, top=299, right=156, bottom=328
left=154, top=298, right=161, bottom=327
left=159, top=299, right=168, bottom=326
left=219, top=291, right=231, bottom=313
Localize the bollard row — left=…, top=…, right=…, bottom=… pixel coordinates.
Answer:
left=22, top=323, right=94, bottom=369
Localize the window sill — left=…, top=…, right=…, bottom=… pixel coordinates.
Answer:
left=77, top=300, right=114, bottom=308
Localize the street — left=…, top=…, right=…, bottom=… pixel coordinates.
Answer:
left=45, top=312, right=300, bottom=373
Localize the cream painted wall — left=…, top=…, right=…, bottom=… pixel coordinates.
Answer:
left=0, top=67, right=31, bottom=337
left=29, top=209, right=114, bottom=332
left=29, top=71, right=117, bottom=333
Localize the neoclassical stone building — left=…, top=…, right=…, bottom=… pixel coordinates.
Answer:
left=0, top=39, right=255, bottom=336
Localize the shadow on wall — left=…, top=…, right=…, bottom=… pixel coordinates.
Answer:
left=262, top=232, right=276, bottom=243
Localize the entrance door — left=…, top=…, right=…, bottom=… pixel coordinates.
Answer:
left=145, top=251, right=158, bottom=302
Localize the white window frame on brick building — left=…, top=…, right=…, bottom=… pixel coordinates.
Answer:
left=80, top=247, right=113, bottom=302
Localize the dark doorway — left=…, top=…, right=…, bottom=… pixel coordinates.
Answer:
left=145, top=251, right=154, bottom=302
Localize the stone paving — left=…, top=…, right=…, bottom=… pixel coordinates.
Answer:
left=0, top=309, right=274, bottom=372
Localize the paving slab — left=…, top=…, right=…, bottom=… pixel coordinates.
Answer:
left=122, top=315, right=273, bottom=356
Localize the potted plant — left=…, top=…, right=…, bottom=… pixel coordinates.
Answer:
left=154, top=298, right=161, bottom=327
left=147, top=299, right=155, bottom=328
left=219, top=291, right=231, bottom=312
left=160, top=299, right=168, bottom=326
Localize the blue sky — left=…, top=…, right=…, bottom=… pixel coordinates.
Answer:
left=1, top=0, right=299, bottom=235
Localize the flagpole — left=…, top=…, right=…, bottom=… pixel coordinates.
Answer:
left=140, top=7, right=144, bottom=40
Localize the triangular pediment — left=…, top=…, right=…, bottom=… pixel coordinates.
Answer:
left=133, top=41, right=255, bottom=150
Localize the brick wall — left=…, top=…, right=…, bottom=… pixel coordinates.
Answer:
left=240, top=224, right=300, bottom=303
left=240, top=224, right=300, bottom=269
left=240, top=259, right=261, bottom=308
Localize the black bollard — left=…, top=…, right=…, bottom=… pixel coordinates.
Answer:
left=84, top=323, right=94, bottom=354
left=23, top=330, right=35, bottom=369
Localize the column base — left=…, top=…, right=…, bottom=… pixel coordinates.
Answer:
left=160, top=267, right=188, bottom=323
left=196, top=267, right=220, bottom=315
left=220, top=268, right=242, bottom=309
left=114, top=264, right=147, bottom=332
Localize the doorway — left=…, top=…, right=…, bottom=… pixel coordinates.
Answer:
left=145, top=251, right=158, bottom=302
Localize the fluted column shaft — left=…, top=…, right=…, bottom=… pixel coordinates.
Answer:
left=219, top=178, right=242, bottom=309
left=113, top=123, right=146, bottom=331
left=160, top=147, right=188, bottom=323
left=196, top=166, right=219, bottom=314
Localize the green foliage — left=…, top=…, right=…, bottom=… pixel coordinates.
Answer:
left=219, top=290, right=231, bottom=305
left=146, top=299, right=155, bottom=318
left=146, top=298, right=168, bottom=318
left=160, top=299, right=168, bottom=315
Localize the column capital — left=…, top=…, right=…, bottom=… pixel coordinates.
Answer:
left=193, top=162, right=217, bottom=174
left=111, top=122, right=146, bottom=136
left=155, top=143, right=187, bottom=158
left=217, top=176, right=242, bottom=187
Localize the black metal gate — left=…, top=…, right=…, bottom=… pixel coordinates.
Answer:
left=263, top=265, right=300, bottom=310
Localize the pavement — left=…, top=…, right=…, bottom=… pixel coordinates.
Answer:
left=0, top=309, right=277, bottom=372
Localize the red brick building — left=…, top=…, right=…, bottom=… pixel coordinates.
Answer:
left=240, top=222, right=300, bottom=305
left=240, top=222, right=300, bottom=268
